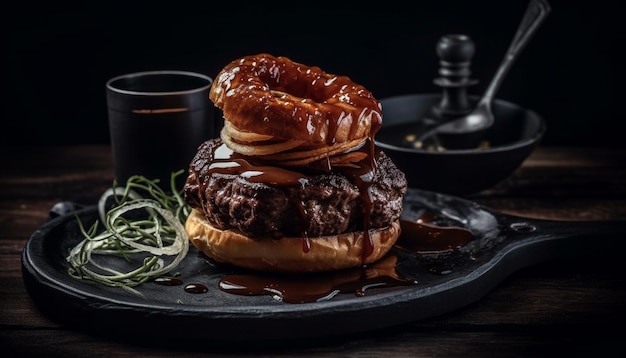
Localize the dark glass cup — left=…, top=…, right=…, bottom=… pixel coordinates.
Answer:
left=106, top=70, right=217, bottom=191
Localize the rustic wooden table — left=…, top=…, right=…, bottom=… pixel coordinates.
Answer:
left=2, top=145, right=625, bottom=357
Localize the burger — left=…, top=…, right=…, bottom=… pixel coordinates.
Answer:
left=183, top=54, right=407, bottom=273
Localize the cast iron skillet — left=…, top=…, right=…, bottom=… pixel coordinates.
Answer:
left=376, top=94, right=546, bottom=196
left=21, top=188, right=625, bottom=343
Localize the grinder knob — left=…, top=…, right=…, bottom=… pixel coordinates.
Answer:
left=433, top=34, right=479, bottom=118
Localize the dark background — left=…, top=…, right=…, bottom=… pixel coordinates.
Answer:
left=4, top=0, right=624, bottom=148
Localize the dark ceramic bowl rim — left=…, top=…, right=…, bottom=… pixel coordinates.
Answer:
left=374, top=94, right=547, bottom=155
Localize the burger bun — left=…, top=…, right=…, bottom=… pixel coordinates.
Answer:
left=185, top=208, right=401, bottom=273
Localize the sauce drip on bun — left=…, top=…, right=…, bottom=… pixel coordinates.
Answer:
left=183, top=54, right=407, bottom=273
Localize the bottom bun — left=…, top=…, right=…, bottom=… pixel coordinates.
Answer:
left=185, top=208, right=401, bottom=273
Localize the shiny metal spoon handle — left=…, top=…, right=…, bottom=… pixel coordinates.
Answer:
left=479, top=0, right=551, bottom=106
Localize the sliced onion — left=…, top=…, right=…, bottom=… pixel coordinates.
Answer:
left=106, top=199, right=188, bottom=256
left=98, top=186, right=145, bottom=224
left=67, top=176, right=191, bottom=296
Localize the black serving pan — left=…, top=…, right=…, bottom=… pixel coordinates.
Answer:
left=21, top=188, right=625, bottom=343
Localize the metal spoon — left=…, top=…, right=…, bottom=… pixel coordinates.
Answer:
left=418, top=0, right=551, bottom=150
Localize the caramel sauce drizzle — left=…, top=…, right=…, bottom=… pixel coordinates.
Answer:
left=198, top=138, right=379, bottom=264
left=397, top=215, right=475, bottom=253
left=218, top=254, right=416, bottom=304
left=154, top=255, right=418, bottom=304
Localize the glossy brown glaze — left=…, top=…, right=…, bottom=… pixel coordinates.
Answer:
left=396, top=217, right=476, bottom=253
left=208, top=142, right=309, bottom=186
left=218, top=255, right=416, bottom=304
left=210, top=53, right=382, bottom=144
left=192, top=140, right=383, bottom=263
left=153, top=277, right=183, bottom=286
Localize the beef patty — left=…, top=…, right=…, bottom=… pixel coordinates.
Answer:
left=184, top=138, right=407, bottom=239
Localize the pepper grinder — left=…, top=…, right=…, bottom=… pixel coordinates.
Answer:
left=430, top=34, right=478, bottom=121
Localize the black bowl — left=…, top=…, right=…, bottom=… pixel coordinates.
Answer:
left=375, top=94, right=546, bottom=196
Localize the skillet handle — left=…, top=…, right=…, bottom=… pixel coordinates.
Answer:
left=49, top=201, right=85, bottom=220
left=497, top=215, right=626, bottom=262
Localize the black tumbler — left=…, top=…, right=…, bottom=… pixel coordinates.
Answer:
left=106, top=70, right=217, bottom=190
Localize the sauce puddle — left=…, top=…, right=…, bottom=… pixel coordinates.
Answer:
left=154, top=213, right=477, bottom=303
left=219, top=254, right=416, bottom=304
left=396, top=217, right=475, bottom=253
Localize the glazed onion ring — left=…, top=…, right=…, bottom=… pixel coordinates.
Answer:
left=210, top=53, right=382, bottom=146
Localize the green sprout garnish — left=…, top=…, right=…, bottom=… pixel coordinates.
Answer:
left=66, top=170, right=191, bottom=297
